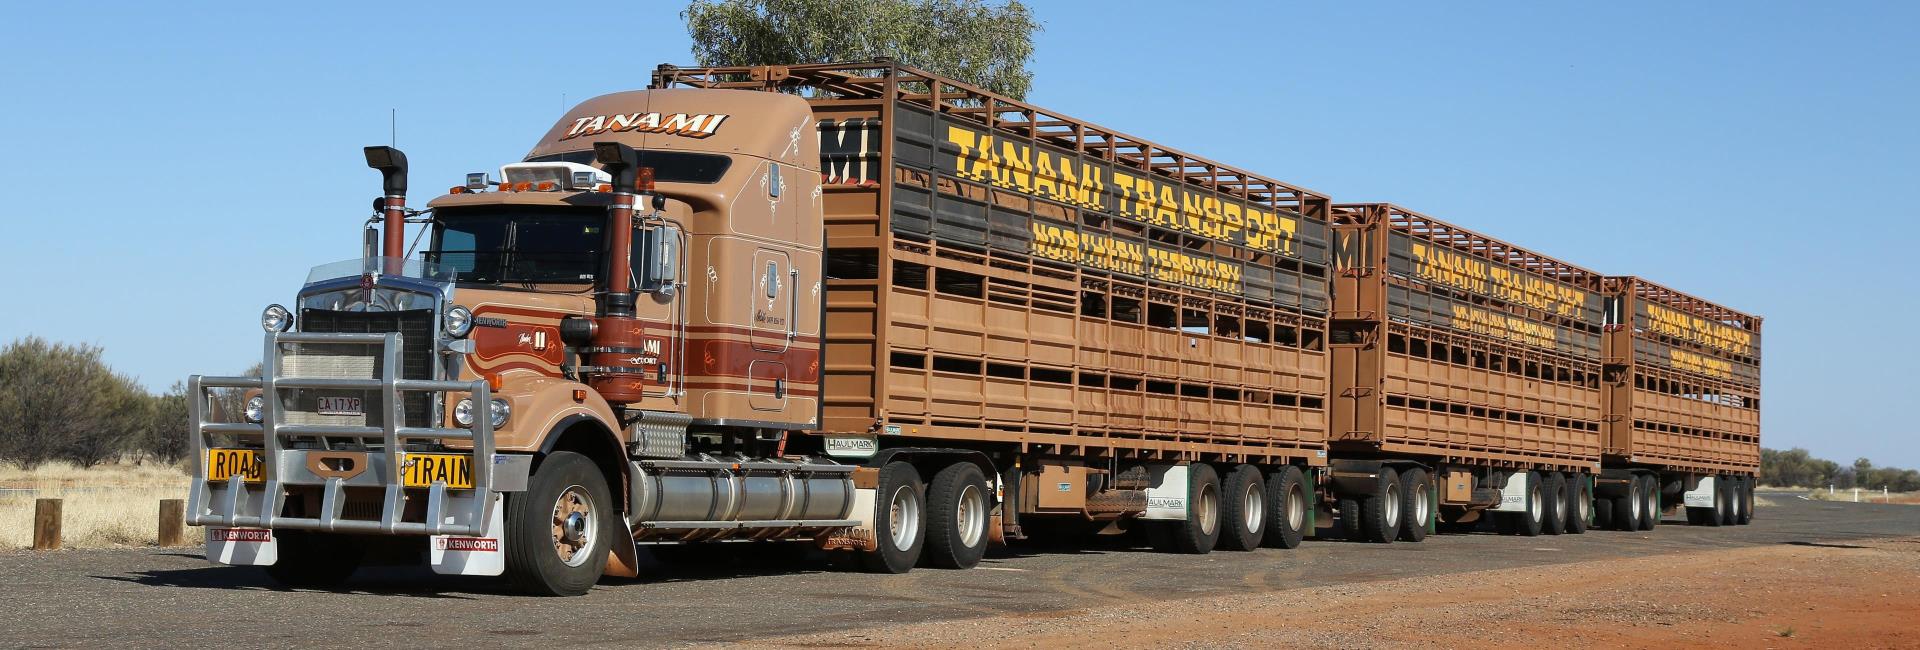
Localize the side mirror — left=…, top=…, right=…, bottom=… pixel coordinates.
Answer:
left=637, top=224, right=682, bottom=295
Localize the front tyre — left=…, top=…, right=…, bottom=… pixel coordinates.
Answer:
left=859, top=461, right=926, bottom=573
left=923, top=462, right=990, bottom=569
left=503, top=451, right=616, bottom=596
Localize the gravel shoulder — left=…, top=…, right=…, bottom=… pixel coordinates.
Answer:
left=754, top=535, right=1920, bottom=648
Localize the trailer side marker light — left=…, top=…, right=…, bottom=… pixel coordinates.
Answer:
left=572, top=389, right=586, bottom=403
left=486, top=374, right=503, bottom=391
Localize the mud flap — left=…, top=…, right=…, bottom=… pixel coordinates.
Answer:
left=206, top=528, right=277, bottom=566
left=1492, top=471, right=1534, bottom=513
left=429, top=495, right=505, bottom=576
left=1683, top=475, right=1717, bottom=508
left=603, top=522, right=640, bottom=579
left=1141, top=465, right=1191, bottom=521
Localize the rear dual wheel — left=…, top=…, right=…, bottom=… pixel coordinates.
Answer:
left=1496, top=471, right=1546, bottom=537
left=859, top=462, right=927, bottom=573
left=1147, top=463, right=1223, bottom=554
left=1565, top=473, right=1591, bottom=534
left=1261, top=466, right=1309, bottom=550
left=1542, top=473, right=1568, bottom=535
left=924, top=462, right=991, bottom=569
left=1219, top=465, right=1267, bottom=551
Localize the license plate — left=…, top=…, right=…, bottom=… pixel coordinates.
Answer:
left=316, top=396, right=363, bottom=416
left=206, top=448, right=265, bottom=483
left=403, top=453, right=475, bottom=489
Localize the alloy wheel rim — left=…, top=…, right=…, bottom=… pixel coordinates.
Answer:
left=956, top=484, right=986, bottom=548
left=551, top=485, right=598, bottom=568
left=889, top=485, right=921, bottom=550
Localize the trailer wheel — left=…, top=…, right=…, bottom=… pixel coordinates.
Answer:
left=262, top=532, right=363, bottom=589
left=1541, top=472, right=1567, bottom=535
left=923, top=462, right=990, bottom=569
left=1162, top=463, right=1222, bottom=554
left=859, top=461, right=927, bottom=573
left=1566, top=473, right=1591, bottom=534
left=1358, top=469, right=1402, bottom=544
left=1261, top=465, right=1308, bottom=549
left=1728, top=475, right=1743, bottom=525
left=1218, top=464, right=1266, bottom=551
left=1737, top=477, right=1755, bottom=525
left=1514, top=471, right=1545, bottom=537
left=1338, top=496, right=1365, bottom=541
left=1398, top=467, right=1431, bottom=542
left=503, top=451, right=615, bottom=596
left=1637, top=474, right=1660, bottom=531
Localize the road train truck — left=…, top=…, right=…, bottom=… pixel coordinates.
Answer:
left=184, top=61, right=1758, bottom=596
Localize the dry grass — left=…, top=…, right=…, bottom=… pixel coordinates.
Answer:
left=0, top=460, right=191, bottom=549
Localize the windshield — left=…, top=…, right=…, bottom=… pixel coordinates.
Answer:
left=306, top=257, right=458, bottom=285
left=427, top=206, right=604, bottom=284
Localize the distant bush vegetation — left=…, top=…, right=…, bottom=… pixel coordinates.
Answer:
left=0, top=336, right=248, bottom=469
left=1762, top=447, right=1920, bottom=492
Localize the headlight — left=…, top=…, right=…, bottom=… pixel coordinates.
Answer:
left=453, top=398, right=475, bottom=426
left=244, top=396, right=264, bottom=423
left=453, top=397, right=510, bottom=428
left=444, top=305, right=473, bottom=338
left=260, top=304, right=292, bottom=332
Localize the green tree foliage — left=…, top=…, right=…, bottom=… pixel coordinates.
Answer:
left=0, top=337, right=257, bottom=468
left=683, top=0, right=1040, bottom=99
left=1762, top=447, right=1920, bottom=492
left=0, top=337, right=150, bottom=468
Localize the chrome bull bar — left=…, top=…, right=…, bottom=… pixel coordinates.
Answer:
left=186, top=331, right=495, bottom=536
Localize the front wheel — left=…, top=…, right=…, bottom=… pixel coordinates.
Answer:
left=503, top=451, right=616, bottom=596
left=923, top=462, right=990, bottom=569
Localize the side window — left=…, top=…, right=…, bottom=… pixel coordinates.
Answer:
left=768, top=163, right=782, bottom=198
left=764, top=261, right=781, bottom=298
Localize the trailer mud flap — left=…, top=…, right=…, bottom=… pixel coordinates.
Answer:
left=429, top=495, right=505, bottom=576
left=206, top=527, right=277, bottom=566
left=1491, top=472, right=1534, bottom=513
left=1683, top=476, right=1716, bottom=508
left=1141, top=465, right=1190, bottom=521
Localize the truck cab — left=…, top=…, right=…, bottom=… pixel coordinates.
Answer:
left=186, top=89, right=866, bottom=596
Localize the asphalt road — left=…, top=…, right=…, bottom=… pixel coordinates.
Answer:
left=3, top=495, right=1916, bottom=648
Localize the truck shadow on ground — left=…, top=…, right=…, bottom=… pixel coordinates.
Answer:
left=92, top=564, right=499, bottom=599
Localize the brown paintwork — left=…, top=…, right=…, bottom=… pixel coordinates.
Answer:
left=1601, top=276, right=1761, bottom=476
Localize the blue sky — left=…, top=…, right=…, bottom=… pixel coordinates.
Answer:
left=1, top=1, right=1914, bottom=466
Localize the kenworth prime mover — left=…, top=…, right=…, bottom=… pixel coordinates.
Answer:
left=185, top=62, right=1760, bottom=595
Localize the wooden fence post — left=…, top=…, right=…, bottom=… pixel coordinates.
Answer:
left=33, top=498, right=62, bottom=551
left=158, top=499, right=186, bottom=546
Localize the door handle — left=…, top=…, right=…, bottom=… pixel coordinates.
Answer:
left=787, top=268, right=799, bottom=340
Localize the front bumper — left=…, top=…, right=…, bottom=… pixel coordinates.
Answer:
left=186, top=331, right=504, bottom=540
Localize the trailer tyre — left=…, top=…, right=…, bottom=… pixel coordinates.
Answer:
left=924, top=462, right=990, bottom=570
left=1737, top=477, right=1755, bottom=525
left=1261, top=466, right=1308, bottom=549
left=1541, top=472, right=1567, bottom=535
left=860, top=461, right=927, bottom=573
left=1593, top=497, right=1614, bottom=530
left=262, top=532, right=363, bottom=589
left=1715, top=475, right=1735, bottom=527
left=1358, top=469, right=1403, bottom=544
left=1218, top=464, right=1266, bottom=551
left=503, top=451, right=616, bottom=596
left=1515, top=472, right=1545, bottom=537
left=1398, top=467, right=1431, bottom=542
left=1166, top=463, right=1222, bottom=554
left=1566, top=473, right=1591, bottom=534
left=1338, top=496, right=1365, bottom=542
left=1637, top=474, right=1660, bottom=531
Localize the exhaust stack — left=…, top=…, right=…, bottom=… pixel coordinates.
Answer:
left=363, top=146, right=409, bottom=275
left=587, top=141, right=648, bottom=404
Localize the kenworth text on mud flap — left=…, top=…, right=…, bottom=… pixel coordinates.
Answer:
left=186, top=61, right=1760, bottom=596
